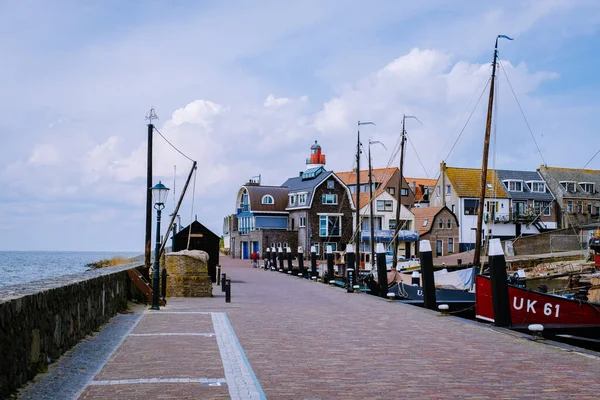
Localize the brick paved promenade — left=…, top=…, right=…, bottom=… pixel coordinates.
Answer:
left=17, top=255, right=600, bottom=399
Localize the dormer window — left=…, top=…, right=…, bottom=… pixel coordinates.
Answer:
left=503, top=180, right=523, bottom=192
left=289, top=195, right=296, bottom=206
left=579, top=182, right=595, bottom=194
left=298, top=193, right=307, bottom=204
left=527, top=181, right=546, bottom=193
left=262, top=195, right=274, bottom=204
left=486, top=183, right=494, bottom=191
left=560, top=181, right=576, bottom=193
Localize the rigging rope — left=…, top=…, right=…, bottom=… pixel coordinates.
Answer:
left=153, top=126, right=195, bottom=162
left=499, top=61, right=547, bottom=166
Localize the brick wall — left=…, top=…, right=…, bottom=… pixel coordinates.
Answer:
left=512, top=227, right=583, bottom=255
left=165, top=251, right=212, bottom=297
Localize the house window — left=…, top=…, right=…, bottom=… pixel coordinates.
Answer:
left=422, top=218, right=429, bottom=227
left=577, top=201, right=583, bottom=213
left=588, top=204, right=592, bottom=214
left=451, top=204, right=456, bottom=214
left=580, top=182, right=595, bottom=193
left=503, top=180, right=523, bottom=192
left=560, top=181, right=576, bottom=193
left=262, top=195, right=274, bottom=204
left=596, top=206, right=600, bottom=215
left=388, top=187, right=395, bottom=195
left=464, top=199, right=479, bottom=215
left=322, top=194, right=338, bottom=205
left=529, top=182, right=546, bottom=193
left=376, top=200, right=393, bottom=211
left=486, top=183, right=494, bottom=191
left=327, top=180, right=335, bottom=189
left=447, top=218, right=452, bottom=229
left=299, top=217, right=306, bottom=227
left=438, top=218, right=443, bottom=229
left=534, top=201, right=551, bottom=216
left=389, top=219, right=397, bottom=230
left=446, top=185, right=451, bottom=195
left=289, top=195, right=295, bottom=206
left=448, top=238, right=454, bottom=253
left=567, top=201, right=573, bottom=213
left=437, top=186, right=441, bottom=196
left=319, top=215, right=341, bottom=237
left=401, top=188, right=409, bottom=196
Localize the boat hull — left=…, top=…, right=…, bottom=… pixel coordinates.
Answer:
left=389, top=282, right=475, bottom=315
left=475, top=275, right=600, bottom=330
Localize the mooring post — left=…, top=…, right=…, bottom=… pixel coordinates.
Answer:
left=376, top=243, right=388, bottom=298
left=346, top=244, right=355, bottom=293
left=161, top=268, right=167, bottom=300
left=271, top=247, right=277, bottom=271
left=225, top=279, right=231, bottom=303
left=278, top=247, right=284, bottom=271
left=419, top=240, right=437, bottom=310
left=216, top=265, right=221, bottom=285
left=310, top=245, right=317, bottom=279
left=221, top=273, right=226, bottom=292
left=287, top=247, right=293, bottom=272
left=298, top=246, right=305, bottom=277
left=488, top=238, right=512, bottom=327
left=327, top=246, right=334, bottom=283
left=265, top=248, right=271, bottom=269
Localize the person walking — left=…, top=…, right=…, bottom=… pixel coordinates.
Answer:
left=251, top=250, right=259, bottom=268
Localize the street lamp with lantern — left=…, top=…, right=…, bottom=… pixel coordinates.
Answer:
left=151, top=181, right=170, bottom=310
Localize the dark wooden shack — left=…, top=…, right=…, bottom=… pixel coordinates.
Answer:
left=173, top=220, right=220, bottom=282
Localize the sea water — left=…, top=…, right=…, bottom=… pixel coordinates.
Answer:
left=0, top=251, right=140, bottom=288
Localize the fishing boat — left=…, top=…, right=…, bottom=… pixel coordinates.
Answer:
left=471, top=37, right=600, bottom=341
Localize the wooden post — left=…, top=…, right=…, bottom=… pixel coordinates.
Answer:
left=419, top=240, right=437, bottom=310
left=488, top=238, right=511, bottom=327
left=376, top=243, right=387, bottom=298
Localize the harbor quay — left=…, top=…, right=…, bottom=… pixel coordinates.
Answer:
left=15, top=256, right=600, bottom=400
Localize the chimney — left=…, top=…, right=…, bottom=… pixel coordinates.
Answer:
left=299, top=171, right=303, bottom=177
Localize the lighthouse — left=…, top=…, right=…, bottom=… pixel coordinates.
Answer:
left=305, top=140, right=326, bottom=169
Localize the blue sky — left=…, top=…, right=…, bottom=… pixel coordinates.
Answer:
left=1, top=0, right=599, bottom=251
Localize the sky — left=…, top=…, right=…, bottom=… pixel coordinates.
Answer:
left=1, top=0, right=600, bottom=252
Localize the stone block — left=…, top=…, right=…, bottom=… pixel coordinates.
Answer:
left=165, top=250, right=212, bottom=297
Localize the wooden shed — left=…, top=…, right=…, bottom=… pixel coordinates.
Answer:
left=173, top=220, right=220, bottom=282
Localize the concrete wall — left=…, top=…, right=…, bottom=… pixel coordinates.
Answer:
left=0, top=263, right=139, bottom=398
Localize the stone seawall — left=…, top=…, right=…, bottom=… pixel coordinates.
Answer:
left=0, top=263, right=141, bottom=398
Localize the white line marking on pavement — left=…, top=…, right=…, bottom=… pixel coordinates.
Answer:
left=129, top=332, right=216, bottom=337
left=153, top=311, right=213, bottom=314
left=212, top=312, right=266, bottom=400
left=89, top=378, right=227, bottom=386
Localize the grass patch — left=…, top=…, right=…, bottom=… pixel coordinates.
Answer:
left=86, top=256, right=134, bottom=269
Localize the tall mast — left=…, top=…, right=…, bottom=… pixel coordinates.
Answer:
left=368, top=143, right=375, bottom=268
left=392, top=116, right=406, bottom=269
left=356, top=122, right=361, bottom=253
left=144, top=107, right=158, bottom=269
left=473, top=36, right=506, bottom=268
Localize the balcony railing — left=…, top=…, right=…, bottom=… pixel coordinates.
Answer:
left=484, top=212, right=510, bottom=223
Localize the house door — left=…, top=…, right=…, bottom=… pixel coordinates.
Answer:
left=514, top=201, right=526, bottom=218
left=436, top=240, right=443, bottom=257
left=242, top=241, right=249, bottom=259
left=252, top=241, right=259, bottom=253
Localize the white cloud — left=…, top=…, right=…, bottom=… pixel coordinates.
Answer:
left=28, top=144, right=61, bottom=166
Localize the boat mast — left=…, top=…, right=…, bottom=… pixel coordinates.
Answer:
left=473, top=37, right=500, bottom=269
left=356, top=122, right=361, bottom=253
left=392, top=116, right=406, bottom=269
left=368, top=142, right=375, bottom=268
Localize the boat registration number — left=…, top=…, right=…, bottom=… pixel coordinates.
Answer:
left=513, top=297, right=560, bottom=318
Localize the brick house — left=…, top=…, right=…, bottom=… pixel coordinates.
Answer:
left=283, top=141, right=354, bottom=258
left=538, top=165, right=600, bottom=228
left=412, top=206, right=459, bottom=257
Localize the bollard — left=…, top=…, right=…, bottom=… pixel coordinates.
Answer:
left=376, top=243, right=388, bottom=298
left=265, top=249, right=271, bottom=269
left=346, top=244, right=355, bottom=293
left=326, top=245, right=334, bottom=282
left=216, top=265, right=221, bottom=286
left=411, top=271, right=420, bottom=286
left=419, top=240, right=437, bottom=311
left=298, top=247, right=305, bottom=277
left=221, top=273, right=227, bottom=292
left=310, top=246, right=317, bottom=278
left=488, top=238, right=512, bottom=327
left=161, top=268, right=167, bottom=300
left=438, top=304, right=450, bottom=316
left=271, top=247, right=277, bottom=271
left=287, top=247, right=293, bottom=272
left=278, top=247, right=285, bottom=272
left=225, top=279, right=231, bottom=303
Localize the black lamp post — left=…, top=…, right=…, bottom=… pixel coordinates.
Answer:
left=151, top=181, right=170, bottom=310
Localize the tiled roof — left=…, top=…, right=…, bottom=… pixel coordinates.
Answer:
left=281, top=170, right=333, bottom=209
left=405, top=177, right=437, bottom=201
left=445, top=167, right=508, bottom=198
left=411, top=206, right=444, bottom=235
left=336, top=167, right=397, bottom=186
left=495, top=169, right=554, bottom=201
left=539, top=166, right=600, bottom=200
left=245, top=186, right=289, bottom=212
